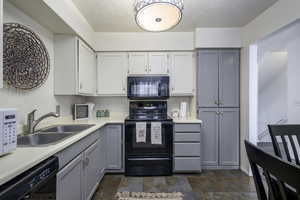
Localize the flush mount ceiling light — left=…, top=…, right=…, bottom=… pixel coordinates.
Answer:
left=135, top=0, right=184, bottom=32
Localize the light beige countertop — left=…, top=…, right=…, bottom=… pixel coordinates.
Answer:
left=0, top=115, right=125, bottom=186
left=173, top=118, right=202, bottom=124
left=0, top=114, right=201, bottom=185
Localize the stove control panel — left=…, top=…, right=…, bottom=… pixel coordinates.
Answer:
left=0, top=109, right=17, bottom=156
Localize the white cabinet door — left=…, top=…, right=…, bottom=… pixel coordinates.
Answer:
left=57, top=154, right=84, bottom=200
left=84, top=142, right=100, bottom=200
left=78, top=39, right=96, bottom=95
left=97, top=53, right=127, bottom=95
left=170, top=52, right=194, bottom=95
left=128, top=52, right=148, bottom=75
left=148, top=52, right=169, bottom=75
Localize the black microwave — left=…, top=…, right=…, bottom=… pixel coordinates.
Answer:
left=127, top=76, right=169, bottom=100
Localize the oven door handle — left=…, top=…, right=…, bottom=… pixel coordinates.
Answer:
left=127, top=157, right=171, bottom=161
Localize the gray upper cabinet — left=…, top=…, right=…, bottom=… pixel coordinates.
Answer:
left=198, top=50, right=219, bottom=107
left=106, top=125, right=123, bottom=170
left=199, top=108, right=219, bottom=166
left=57, top=153, right=84, bottom=200
left=219, top=108, right=240, bottom=166
left=198, top=49, right=240, bottom=108
left=219, top=50, right=240, bottom=107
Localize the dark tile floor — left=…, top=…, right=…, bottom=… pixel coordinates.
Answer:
left=92, top=170, right=257, bottom=200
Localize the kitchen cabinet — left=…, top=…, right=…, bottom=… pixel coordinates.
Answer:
left=106, top=125, right=123, bottom=170
left=0, top=0, right=3, bottom=89
left=98, top=132, right=106, bottom=180
left=57, top=141, right=102, bottom=200
left=199, top=108, right=239, bottom=169
left=84, top=142, right=101, bottom=200
left=128, top=52, right=169, bottom=75
left=173, top=123, right=201, bottom=173
left=97, top=53, right=127, bottom=96
left=54, top=35, right=96, bottom=96
left=198, top=49, right=240, bottom=107
left=57, top=153, right=84, bottom=200
left=78, top=40, right=96, bottom=95
left=170, top=52, right=194, bottom=96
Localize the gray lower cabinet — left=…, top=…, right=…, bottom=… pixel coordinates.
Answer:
left=199, top=108, right=239, bottom=169
left=106, top=125, right=123, bottom=170
left=57, top=153, right=84, bottom=200
left=98, top=133, right=106, bottom=180
left=84, top=142, right=101, bottom=200
left=173, top=123, right=201, bottom=173
left=56, top=128, right=106, bottom=200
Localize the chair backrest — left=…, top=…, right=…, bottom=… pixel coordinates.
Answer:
left=268, top=125, right=300, bottom=165
left=245, top=140, right=300, bottom=200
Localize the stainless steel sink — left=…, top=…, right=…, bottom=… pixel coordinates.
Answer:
left=40, top=124, right=95, bottom=133
left=18, top=124, right=95, bottom=147
left=17, top=133, right=74, bottom=147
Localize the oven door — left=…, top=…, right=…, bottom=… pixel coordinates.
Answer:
left=125, top=120, right=173, bottom=157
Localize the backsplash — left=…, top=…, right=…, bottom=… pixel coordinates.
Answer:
left=85, top=96, right=193, bottom=118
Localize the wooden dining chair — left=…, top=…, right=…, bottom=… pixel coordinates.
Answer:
left=268, top=125, right=300, bottom=166
left=245, top=140, right=300, bottom=200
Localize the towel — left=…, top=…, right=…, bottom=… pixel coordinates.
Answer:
left=151, top=122, right=162, bottom=145
left=136, top=122, right=147, bottom=143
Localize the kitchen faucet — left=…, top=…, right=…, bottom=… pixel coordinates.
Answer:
left=27, top=105, right=60, bottom=134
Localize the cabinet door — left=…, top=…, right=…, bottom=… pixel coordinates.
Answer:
left=57, top=154, right=84, bottom=200
left=219, top=50, right=240, bottom=107
left=106, top=125, right=122, bottom=170
left=219, top=108, right=239, bottom=166
left=171, top=52, right=194, bottom=95
left=98, top=133, right=106, bottom=180
left=128, top=52, right=148, bottom=75
left=148, top=52, right=169, bottom=74
left=199, top=108, right=219, bottom=166
left=197, top=50, right=219, bottom=107
left=97, top=53, right=127, bottom=95
left=78, top=39, right=96, bottom=95
left=84, top=142, right=101, bottom=200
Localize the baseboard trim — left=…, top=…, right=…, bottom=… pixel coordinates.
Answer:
left=202, top=166, right=239, bottom=170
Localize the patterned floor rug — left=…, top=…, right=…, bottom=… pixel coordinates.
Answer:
left=116, top=192, right=184, bottom=200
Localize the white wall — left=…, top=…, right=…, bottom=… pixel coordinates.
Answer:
left=42, top=0, right=95, bottom=48
left=0, top=2, right=84, bottom=133
left=195, top=28, right=242, bottom=48
left=287, top=38, right=300, bottom=123
left=258, top=53, right=288, bottom=138
left=94, top=32, right=194, bottom=51
left=241, top=0, right=300, bottom=174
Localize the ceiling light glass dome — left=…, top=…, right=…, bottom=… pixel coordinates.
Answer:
left=135, top=0, right=184, bottom=32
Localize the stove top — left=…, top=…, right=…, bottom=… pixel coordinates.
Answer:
left=125, top=115, right=173, bottom=121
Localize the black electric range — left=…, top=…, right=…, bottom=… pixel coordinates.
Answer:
left=125, top=101, right=173, bottom=176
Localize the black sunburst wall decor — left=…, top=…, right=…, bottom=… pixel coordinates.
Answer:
left=3, top=23, right=50, bottom=90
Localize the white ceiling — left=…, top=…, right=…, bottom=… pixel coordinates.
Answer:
left=72, top=0, right=277, bottom=32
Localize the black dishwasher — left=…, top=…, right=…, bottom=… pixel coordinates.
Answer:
left=0, top=156, right=59, bottom=200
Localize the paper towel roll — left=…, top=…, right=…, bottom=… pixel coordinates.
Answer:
left=180, top=102, right=187, bottom=119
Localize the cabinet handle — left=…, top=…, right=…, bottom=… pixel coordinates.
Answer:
left=86, top=157, right=90, bottom=166
left=214, top=100, right=218, bottom=105
left=79, top=83, right=83, bottom=90
left=149, top=67, right=151, bottom=72
left=145, top=67, right=147, bottom=72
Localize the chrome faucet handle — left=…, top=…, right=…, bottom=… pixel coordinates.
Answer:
left=28, top=109, right=37, bottom=119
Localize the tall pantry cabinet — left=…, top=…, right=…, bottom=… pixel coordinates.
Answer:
left=197, top=49, right=240, bottom=169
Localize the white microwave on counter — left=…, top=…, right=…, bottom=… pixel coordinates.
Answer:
left=0, top=109, right=17, bottom=156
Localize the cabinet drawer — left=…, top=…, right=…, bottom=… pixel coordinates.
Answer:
left=175, top=133, right=200, bottom=142
left=175, top=124, right=201, bottom=132
left=174, top=157, right=201, bottom=172
left=174, top=143, right=201, bottom=156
